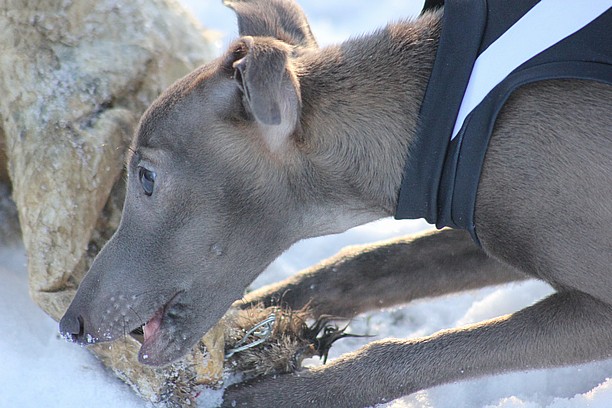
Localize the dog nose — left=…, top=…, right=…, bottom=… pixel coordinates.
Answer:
left=59, top=312, right=85, bottom=341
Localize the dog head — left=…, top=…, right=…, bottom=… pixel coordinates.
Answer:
left=59, top=0, right=385, bottom=366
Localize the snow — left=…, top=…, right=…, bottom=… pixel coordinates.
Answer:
left=2, top=1, right=611, bottom=407
left=0, top=247, right=145, bottom=408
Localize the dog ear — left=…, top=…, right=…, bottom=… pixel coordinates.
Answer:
left=224, top=0, right=318, bottom=49
left=230, top=36, right=301, bottom=152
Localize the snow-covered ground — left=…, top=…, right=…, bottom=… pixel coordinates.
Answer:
left=2, top=1, right=611, bottom=407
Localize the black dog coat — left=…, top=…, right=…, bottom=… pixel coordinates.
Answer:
left=395, top=0, right=612, bottom=244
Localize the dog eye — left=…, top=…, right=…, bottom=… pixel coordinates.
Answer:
left=138, top=167, right=156, bottom=196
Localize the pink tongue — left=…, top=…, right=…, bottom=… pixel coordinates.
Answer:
left=143, top=308, right=164, bottom=342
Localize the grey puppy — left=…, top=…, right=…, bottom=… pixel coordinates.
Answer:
left=61, top=0, right=612, bottom=406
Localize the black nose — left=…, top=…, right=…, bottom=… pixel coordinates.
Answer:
left=59, top=312, right=84, bottom=342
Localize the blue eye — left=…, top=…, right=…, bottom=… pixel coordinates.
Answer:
left=138, top=167, right=156, bottom=196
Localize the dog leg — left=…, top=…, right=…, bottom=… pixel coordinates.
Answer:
left=223, top=290, right=612, bottom=407
left=240, top=228, right=526, bottom=317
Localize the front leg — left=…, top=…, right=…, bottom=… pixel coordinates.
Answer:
left=240, top=228, right=526, bottom=318
left=224, top=290, right=612, bottom=407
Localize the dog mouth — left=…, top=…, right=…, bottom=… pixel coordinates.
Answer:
left=131, top=297, right=173, bottom=341
left=62, top=289, right=196, bottom=366
left=138, top=305, right=164, bottom=359
left=132, top=291, right=188, bottom=366
left=142, top=307, right=164, bottom=346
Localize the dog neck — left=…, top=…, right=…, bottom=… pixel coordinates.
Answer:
left=295, top=11, right=441, bottom=215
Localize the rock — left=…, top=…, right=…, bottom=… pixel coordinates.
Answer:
left=0, top=0, right=226, bottom=403
left=0, top=0, right=215, bottom=316
left=0, top=126, right=21, bottom=247
left=0, top=182, right=20, bottom=247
